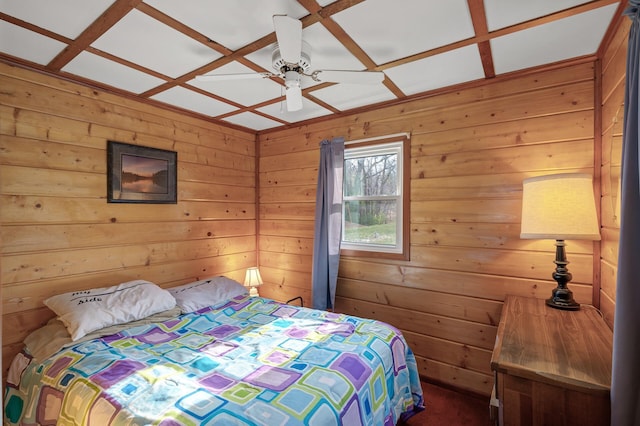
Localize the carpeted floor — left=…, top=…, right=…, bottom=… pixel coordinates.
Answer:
left=402, top=381, right=494, bottom=426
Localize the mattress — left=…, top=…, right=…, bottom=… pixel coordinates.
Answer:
left=4, top=295, right=424, bottom=425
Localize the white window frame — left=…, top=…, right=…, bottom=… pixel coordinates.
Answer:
left=341, top=134, right=409, bottom=259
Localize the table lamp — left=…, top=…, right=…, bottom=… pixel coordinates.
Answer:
left=520, top=173, right=600, bottom=310
left=244, top=267, right=263, bottom=297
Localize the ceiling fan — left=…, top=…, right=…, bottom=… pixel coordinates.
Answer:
left=195, top=15, right=385, bottom=112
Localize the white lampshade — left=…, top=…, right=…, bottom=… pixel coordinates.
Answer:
left=520, top=173, right=600, bottom=240
left=244, top=267, right=263, bottom=296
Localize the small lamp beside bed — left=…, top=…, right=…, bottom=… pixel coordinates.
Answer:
left=520, top=173, right=601, bottom=310
left=244, top=266, right=263, bottom=296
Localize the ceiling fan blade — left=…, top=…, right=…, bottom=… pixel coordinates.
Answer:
left=313, top=70, right=385, bottom=84
left=285, top=86, right=303, bottom=112
left=195, top=72, right=273, bottom=81
left=273, top=15, right=302, bottom=64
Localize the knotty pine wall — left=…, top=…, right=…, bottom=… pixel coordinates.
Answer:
left=599, top=16, right=629, bottom=329
left=257, top=61, right=601, bottom=396
left=0, top=62, right=257, bottom=378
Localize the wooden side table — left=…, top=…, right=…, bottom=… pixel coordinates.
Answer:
left=491, top=295, right=612, bottom=426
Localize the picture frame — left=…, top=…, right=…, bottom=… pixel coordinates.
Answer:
left=107, top=141, right=177, bottom=204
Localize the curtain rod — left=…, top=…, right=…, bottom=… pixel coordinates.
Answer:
left=345, top=132, right=411, bottom=145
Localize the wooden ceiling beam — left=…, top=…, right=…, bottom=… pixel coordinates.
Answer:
left=47, top=0, right=144, bottom=71
left=306, top=0, right=406, bottom=98
left=137, top=2, right=233, bottom=56
left=0, top=12, right=70, bottom=44
left=317, top=0, right=367, bottom=19
left=296, top=0, right=322, bottom=15
left=467, top=0, right=495, bottom=79
left=377, top=0, right=620, bottom=73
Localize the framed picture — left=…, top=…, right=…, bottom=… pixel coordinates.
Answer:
left=107, top=141, right=177, bottom=204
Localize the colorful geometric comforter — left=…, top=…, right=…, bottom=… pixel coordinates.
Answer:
left=4, top=296, right=424, bottom=425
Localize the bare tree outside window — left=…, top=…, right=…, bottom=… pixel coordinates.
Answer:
left=342, top=139, right=405, bottom=255
left=344, top=154, right=398, bottom=244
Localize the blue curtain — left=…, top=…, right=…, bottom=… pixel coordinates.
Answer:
left=612, top=2, right=640, bottom=425
left=311, top=137, right=345, bottom=310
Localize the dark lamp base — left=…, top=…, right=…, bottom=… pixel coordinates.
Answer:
left=546, top=294, right=580, bottom=311
left=545, top=239, right=581, bottom=311
left=545, top=285, right=580, bottom=311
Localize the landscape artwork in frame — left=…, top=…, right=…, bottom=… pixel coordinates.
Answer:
left=107, top=141, right=177, bottom=203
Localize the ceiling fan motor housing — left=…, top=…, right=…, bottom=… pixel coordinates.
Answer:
left=272, top=41, right=311, bottom=74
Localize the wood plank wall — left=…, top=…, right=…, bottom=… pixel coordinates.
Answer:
left=599, top=17, right=630, bottom=329
left=0, top=62, right=257, bottom=380
left=257, top=61, right=601, bottom=396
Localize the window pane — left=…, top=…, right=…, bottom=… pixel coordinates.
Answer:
left=343, top=200, right=397, bottom=245
left=344, top=154, right=397, bottom=197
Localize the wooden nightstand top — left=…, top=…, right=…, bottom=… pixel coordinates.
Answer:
left=491, top=295, right=613, bottom=395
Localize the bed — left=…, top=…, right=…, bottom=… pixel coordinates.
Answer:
left=4, top=278, right=424, bottom=425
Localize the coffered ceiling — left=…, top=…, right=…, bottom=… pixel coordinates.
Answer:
left=0, top=0, right=623, bottom=133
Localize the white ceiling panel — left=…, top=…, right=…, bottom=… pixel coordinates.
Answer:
left=0, top=1, right=623, bottom=132
left=189, top=61, right=283, bottom=106
left=385, top=45, right=485, bottom=95
left=485, top=0, right=592, bottom=31
left=316, top=0, right=338, bottom=6
left=62, top=51, right=166, bottom=94
left=144, top=0, right=309, bottom=51
left=332, top=0, right=475, bottom=65
left=92, top=9, right=222, bottom=78
left=244, top=44, right=279, bottom=74
left=312, top=82, right=396, bottom=112
left=298, top=23, right=367, bottom=71
left=222, top=112, right=284, bottom=131
left=491, top=3, right=619, bottom=75
left=0, top=20, right=66, bottom=65
left=151, top=86, right=238, bottom=117
left=0, top=0, right=115, bottom=39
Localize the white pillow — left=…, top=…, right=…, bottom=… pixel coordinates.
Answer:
left=44, top=280, right=176, bottom=341
left=169, top=276, right=248, bottom=313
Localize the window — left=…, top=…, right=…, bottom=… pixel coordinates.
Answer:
left=341, top=136, right=409, bottom=260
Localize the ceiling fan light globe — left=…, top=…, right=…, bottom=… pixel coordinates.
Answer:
left=285, top=86, right=303, bottom=111
left=284, top=70, right=301, bottom=88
